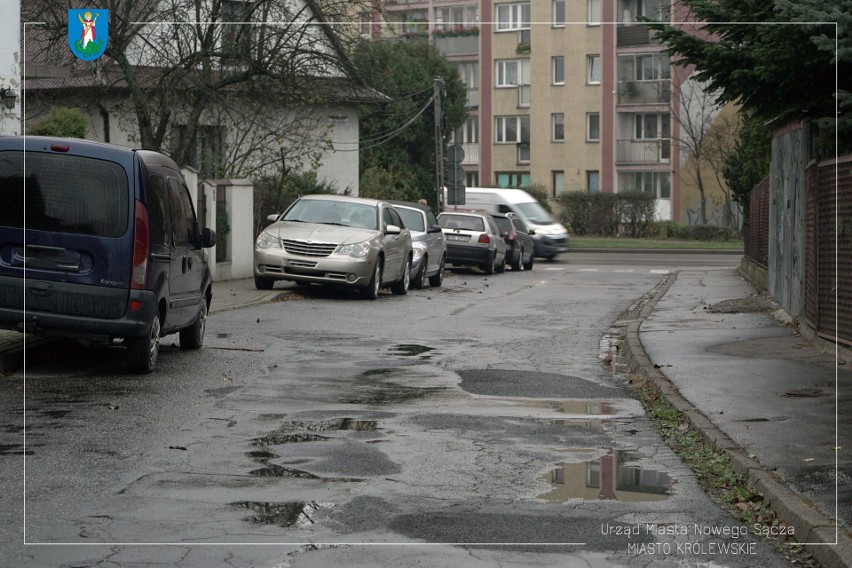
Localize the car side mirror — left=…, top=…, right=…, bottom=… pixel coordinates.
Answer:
left=267, top=214, right=280, bottom=223
left=385, top=224, right=401, bottom=235
left=199, top=227, right=217, bottom=248
left=528, top=229, right=535, bottom=236
left=428, top=224, right=442, bottom=233
left=501, top=231, right=509, bottom=238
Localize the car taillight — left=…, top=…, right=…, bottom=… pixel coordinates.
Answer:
left=478, top=234, right=490, bottom=244
left=131, top=201, right=149, bottom=290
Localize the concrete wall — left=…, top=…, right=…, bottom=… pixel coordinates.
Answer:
left=768, top=121, right=807, bottom=317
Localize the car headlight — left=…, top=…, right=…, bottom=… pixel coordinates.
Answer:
left=256, top=231, right=280, bottom=249
left=412, top=247, right=425, bottom=260
left=336, top=241, right=371, bottom=258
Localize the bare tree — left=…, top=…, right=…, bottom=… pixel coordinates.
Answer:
left=671, top=78, right=742, bottom=227
left=23, top=0, right=376, bottom=177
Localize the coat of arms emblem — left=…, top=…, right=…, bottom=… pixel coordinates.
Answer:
left=68, top=9, right=109, bottom=60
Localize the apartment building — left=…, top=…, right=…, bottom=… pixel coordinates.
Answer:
left=380, top=0, right=681, bottom=221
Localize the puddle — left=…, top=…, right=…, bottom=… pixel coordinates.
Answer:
left=551, top=418, right=606, bottom=431
left=39, top=410, right=73, bottom=419
left=521, top=400, right=616, bottom=416
left=599, top=327, right=623, bottom=374
left=253, top=433, right=331, bottom=445
left=246, top=450, right=278, bottom=460
left=277, top=418, right=378, bottom=432
left=360, top=368, right=396, bottom=377
left=232, top=501, right=335, bottom=528
left=389, top=344, right=435, bottom=357
left=0, top=444, right=34, bottom=456
left=249, top=465, right=321, bottom=478
left=738, top=416, right=790, bottom=423
left=538, top=449, right=673, bottom=503
left=347, top=385, right=445, bottom=405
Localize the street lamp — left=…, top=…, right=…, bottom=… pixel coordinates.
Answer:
left=0, top=88, right=17, bottom=110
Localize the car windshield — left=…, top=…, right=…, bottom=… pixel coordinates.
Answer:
left=395, top=208, right=425, bottom=232
left=283, top=199, right=377, bottom=230
left=439, top=214, right=484, bottom=232
left=515, top=201, right=555, bottom=224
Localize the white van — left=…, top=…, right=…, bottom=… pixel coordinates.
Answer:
left=444, top=187, right=569, bottom=259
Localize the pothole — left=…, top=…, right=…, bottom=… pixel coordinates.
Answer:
left=249, top=465, right=321, bottom=478
left=518, top=400, right=617, bottom=416
left=537, top=449, right=674, bottom=503
left=276, top=418, right=378, bottom=432
left=388, top=344, right=435, bottom=357
left=253, top=433, right=332, bottom=445
left=231, top=501, right=335, bottom=528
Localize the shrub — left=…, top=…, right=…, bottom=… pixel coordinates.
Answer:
left=525, top=183, right=553, bottom=214
left=653, top=220, right=680, bottom=238
left=557, top=191, right=655, bottom=237
left=27, top=107, right=88, bottom=138
left=253, top=170, right=342, bottom=235
left=619, top=191, right=656, bottom=237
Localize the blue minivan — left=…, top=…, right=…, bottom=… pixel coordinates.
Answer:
left=0, top=136, right=216, bottom=373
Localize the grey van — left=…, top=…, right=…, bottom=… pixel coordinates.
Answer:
left=0, top=136, right=216, bottom=373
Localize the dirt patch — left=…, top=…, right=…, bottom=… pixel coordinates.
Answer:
left=706, top=294, right=780, bottom=314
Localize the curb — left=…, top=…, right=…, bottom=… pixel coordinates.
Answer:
left=622, top=271, right=852, bottom=568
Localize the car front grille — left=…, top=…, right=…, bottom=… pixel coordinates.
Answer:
left=281, top=240, right=337, bottom=257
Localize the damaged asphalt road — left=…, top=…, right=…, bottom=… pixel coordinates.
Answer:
left=0, top=253, right=795, bottom=567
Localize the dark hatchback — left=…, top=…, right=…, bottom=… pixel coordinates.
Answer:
left=489, top=212, right=535, bottom=271
left=0, top=136, right=216, bottom=373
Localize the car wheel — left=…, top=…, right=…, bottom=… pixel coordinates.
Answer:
left=412, top=255, right=427, bottom=289
left=127, top=312, right=161, bottom=374
left=255, top=276, right=274, bottom=290
left=362, top=257, right=382, bottom=300
left=179, top=299, right=207, bottom=350
left=428, top=255, right=445, bottom=287
left=523, top=251, right=534, bottom=271
left=511, top=247, right=522, bottom=271
left=391, top=258, right=410, bottom=295
left=483, top=252, right=496, bottom=275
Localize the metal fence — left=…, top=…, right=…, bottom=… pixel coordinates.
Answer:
left=804, top=156, right=852, bottom=347
left=744, top=176, right=769, bottom=268
left=749, top=156, right=852, bottom=346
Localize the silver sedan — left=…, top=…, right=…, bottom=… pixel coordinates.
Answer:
left=254, top=195, right=413, bottom=299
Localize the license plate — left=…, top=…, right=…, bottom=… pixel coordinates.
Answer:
left=446, top=234, right=468, bottom=242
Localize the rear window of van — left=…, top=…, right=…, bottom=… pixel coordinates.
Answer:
left=0, top=151, right=129, bottom=238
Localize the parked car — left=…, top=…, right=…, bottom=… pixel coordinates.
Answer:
left=489, top=212, right=535, bottom=271
left=0, top=136, right=216, bottom=373
left=450, top=187, right=570, bottom=259
left=388, top=201, right=446, bottom=289
left=254, top=194, right=413, bottom=299
left=437, top=211, right=507, bottom=275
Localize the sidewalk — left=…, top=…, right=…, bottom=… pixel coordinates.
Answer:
left=624, top=267, right=852, bottom=568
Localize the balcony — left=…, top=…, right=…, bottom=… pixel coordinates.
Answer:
left=616, top=139, right=671, bottom=165
left=616, top=24, right=657, bottom=47
left=466, top=88, right=479, bottom=109
left=617, top=80, right=671, bottom=105
left=434, top=34, right=479, bottom=56
left=461, top=143, right=479, bottom=166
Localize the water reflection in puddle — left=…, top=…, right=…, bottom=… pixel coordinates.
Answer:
left=521, top=400, right=616, bottom=416
left=389, top=344, right=434, bottom=356
left=231, top=501, right=335, bottom=528
left=276, top=418, right=378, bottom=432
left=538, top=449, right=673, bottom=503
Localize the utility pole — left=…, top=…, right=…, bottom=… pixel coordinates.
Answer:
left=433, top=77, right=444, bottom=210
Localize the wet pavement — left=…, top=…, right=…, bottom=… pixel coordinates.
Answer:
left=2, top=255, right=850, bottom=567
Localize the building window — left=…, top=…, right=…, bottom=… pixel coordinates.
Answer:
left=587, top=171, right=600, bottom=193
left=496, top=59, right=530, bottom=87
left=496, top=172, right=532, bottom=188
left=434, top=5, right=479, bottom=31
left=588, top=0, right=601, bottom=25
left=587, top=55, right=601, bottom=84
left=553, top=171, right=565, bottom=197
left=553, top=0, right=565, bottom=26
left=496, top=2, right=530, bottom=31
left=587, top=113, right=600, bottom=141
left=634, top=113, right=670, bottom=139
left=358, top=11, right=371, bottom=37
left=496, top=116, right=529, bottom=144
left=552, top=113, right=564, bottom=142
left=622, top=172, right=670, bottom=199
left=552, top=56, right=565, bottom=85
